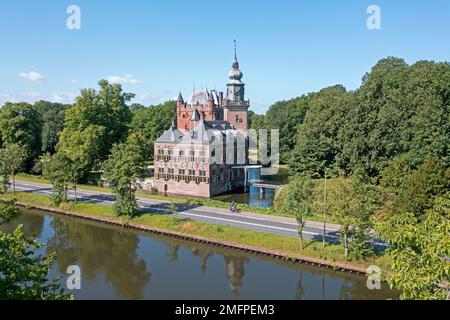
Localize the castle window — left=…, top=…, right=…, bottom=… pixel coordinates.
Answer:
left=199, top=150, right=206, bottom=162
left=188, top=169, right=195, bottom=182
left=168, top=149, right=174, bottom=161
left=178, top=169, right=185, bottom=180
left=158, top=149, right=164, bottom=161
left=168, top=168, right=174, bottom=180
left=179, top=149, right=185, bottom=162
left=199, top=170, right=206, bottom=182
left=158, top=168, right=164, bottom=179
left=189, top=150, right=195, bottom=162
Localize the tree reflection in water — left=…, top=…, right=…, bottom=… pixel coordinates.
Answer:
left=4, top=209, right=399, bottom=300
left=46, top=218, right=151, bottom=299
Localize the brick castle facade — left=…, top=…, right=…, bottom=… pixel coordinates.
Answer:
left=154, top=50, right=250, bottom=197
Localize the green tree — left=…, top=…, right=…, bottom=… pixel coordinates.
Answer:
left=33, top=100, right=68, bottom=155
left=0, top=143, right=27, bottom=196
left=0, top=102, right=42, bottom=170
left=327, top=176, right=377, bottom=260
left=282, top=175, right=314, bottom=250
left=376, top=194, right=449, bottom=300
left=289, top=85, right=351, bottom=178
left=264, top=95, right=310, bottom=163
left=57, top=80, right=134, bottom=180
left=127, top=101, right=176, bottom=163
left=103, top=143, right=145, bottom=217
left=41, top=152, right=78, bottom=205
left=0, top=198, right=71, bottom=299
left=396, top=157, right=449, bottom=219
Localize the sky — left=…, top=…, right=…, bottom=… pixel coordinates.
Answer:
left=0, top=0, right=449, bottom=114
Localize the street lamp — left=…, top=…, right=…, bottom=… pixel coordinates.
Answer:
left=323, top=167, right=330, bottom=247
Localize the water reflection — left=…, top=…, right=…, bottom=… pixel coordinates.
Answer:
left=1, top=209, right=399, bottom=300
left=223, top=254, right=249, bottom=299
left=46, top=218, right=151, bottom=299
left=212, top=186, right=276, bottom=208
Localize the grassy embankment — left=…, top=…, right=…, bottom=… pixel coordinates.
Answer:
left=15, top=173, right=332, bottom=222
left=2, top=189, right=392, bottom=273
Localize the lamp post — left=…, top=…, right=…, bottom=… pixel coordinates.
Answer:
left=323, top=167, right=329, bottom=247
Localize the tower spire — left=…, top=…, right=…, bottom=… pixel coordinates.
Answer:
left=234, top=39, right=237, bottom=59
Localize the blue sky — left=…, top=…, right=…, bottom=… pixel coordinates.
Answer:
left=0, top=0, right=448, bottom=113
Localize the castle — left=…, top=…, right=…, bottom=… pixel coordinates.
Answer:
left=154, top=49, right=250, bottom=197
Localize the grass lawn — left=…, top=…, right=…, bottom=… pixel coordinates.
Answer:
left=3, top=190, right=392, bottom=273
left=15, top=173, right=332, bottom=221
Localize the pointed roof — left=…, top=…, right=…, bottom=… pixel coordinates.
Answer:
left=156, top=127, right=184, bottom=143
left=177, top=92, right=184, bottom=102
left=179, top=120, right=214, bottom=145
left=190, top=109, right=200, bottom=121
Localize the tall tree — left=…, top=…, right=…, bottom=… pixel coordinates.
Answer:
left=127, top=101, right=176, bottom=163
left=33, top=100, right=69, bottom=154
left=41, top=152, right=78, bottom=205
left=57, top=80, right=134, bottom=180
left=0, top=102, right=42, bottom=170
left=0, top=143, right=27, bottom=196
left=327, top=176, right=377, bottom=259
left=289, top=85, right=352, bottom=178
left=282, top=175, right=314, bottom=250
left=103, top=143, right=145, bottom=217
left=264, top=95, right=310, bottom=163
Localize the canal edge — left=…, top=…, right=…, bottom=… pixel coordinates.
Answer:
left=16, top=202, right=370, bottom=276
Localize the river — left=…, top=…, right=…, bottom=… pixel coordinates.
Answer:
left=1, top=208, right=399, bottom=300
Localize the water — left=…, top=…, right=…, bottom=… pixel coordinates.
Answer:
left=213, top=186, right=276, bottom=208
left=212, top=167, right=288, bottom=208
left=1, top=208, right=399, bottom=300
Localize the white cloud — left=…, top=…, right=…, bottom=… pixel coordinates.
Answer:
left=68, top=79, right=79, bottom=84
left=49, top=92, right=76, bottom=103
left=107, top=74, right=141, bottom=85
left=135, top=92, right=166, bottom=105
left=19, top=71, right=45, bottom=83
left=0, top=91, right=76, bottom=105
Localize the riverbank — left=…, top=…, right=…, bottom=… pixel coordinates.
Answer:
left=4, top=190, right=392, bottom=276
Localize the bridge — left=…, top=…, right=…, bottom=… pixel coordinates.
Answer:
left=251, top=180, right=284, bottom=195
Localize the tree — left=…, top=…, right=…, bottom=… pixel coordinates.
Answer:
left=0, top=198, right=71, bottom=299
left=288, top=85, right=352, bottom=177
left=127, top=101, right=176, bottom=163
left=103, top=143, right=145, bottom=217
left=282, top=175, right=314, bottom=250
left=0, top=143, right=27, bottom=196
left=33, top=100, right=68, bottom=154
left=376, top=194, right=449, bottom=300
left=283, top=58, right=449, bottom=179
left=396, top=157, right=449, bottom=219
left=327, top=176, right=377, bottom=260
left=41, top=152, right=78, bottom=205
left=264, top=95, right=310, bottom=163
left=57, top=80, right=134, bottom=181
left=0, top=102, right=42, bottom=170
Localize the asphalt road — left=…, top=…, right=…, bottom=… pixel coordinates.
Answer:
left=14, top=180, right=342, bottom=242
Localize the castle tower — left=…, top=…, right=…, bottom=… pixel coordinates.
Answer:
left=223, top=41, right=249, bottom=132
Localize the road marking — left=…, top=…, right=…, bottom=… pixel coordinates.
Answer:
left=14, top=184, right=340, bottom=240
left=178, top=211, right=340, bottom=239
